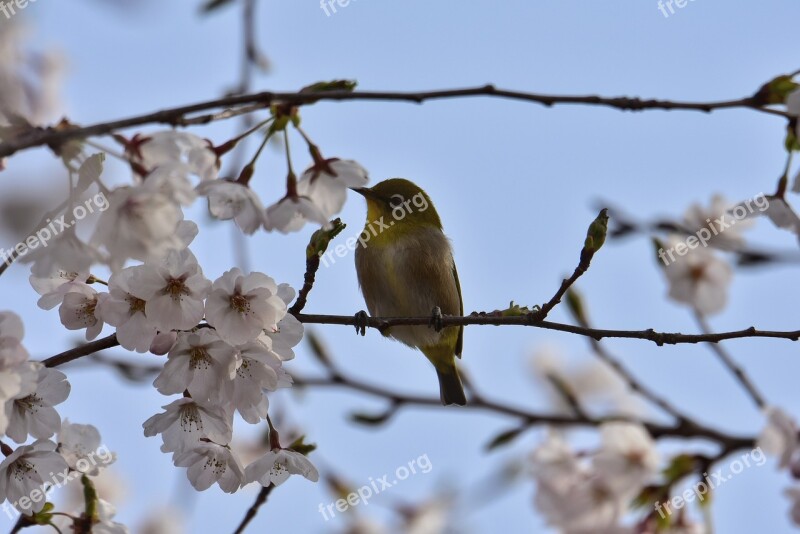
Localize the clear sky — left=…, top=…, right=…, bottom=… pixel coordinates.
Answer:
left=2, top=0, right=800, bottom=532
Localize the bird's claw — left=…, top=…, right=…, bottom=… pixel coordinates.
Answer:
left=429, top=306, right=444, bottom=332
left=354, top=310, right=369, bottom=336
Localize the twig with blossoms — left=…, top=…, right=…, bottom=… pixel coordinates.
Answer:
left=38, top=312, right=800, bottom=375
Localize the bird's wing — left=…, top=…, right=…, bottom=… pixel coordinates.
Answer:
left=452, top=262, right=464, bottom=358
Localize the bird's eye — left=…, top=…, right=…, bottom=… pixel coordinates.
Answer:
left=389, top=194, right=404, bottom=208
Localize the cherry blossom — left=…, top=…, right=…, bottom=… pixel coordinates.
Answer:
left=662, top=237, right=732, bottom=315
left=173, top=442, right=244, bottom=493
left=196, top=179, right=266, bottom=234
left=244, top=448, right=319, bottom=487
left=143, top=398, right=232, bottom=454
left=296, top=158, right=369, bottom=219
left=131, top=249, right=210, bottom=332
left=95, top=266, right=158, bottom=353
left=130, top=131, right=218, bottom=182
left=5, top=365, right=70, bottom=443
left=0, top=439, right=69, bottom=515
left=153, top=329, right=238, bottom=404
left=263, top=194, right=330, bottom=233
left=204, top=269, right=288, bottom=345
left=758, top=406, right=799, bottom=469
left=58, top=420, right=115, bottom=475
left=58, top=284, right=106, bottom=340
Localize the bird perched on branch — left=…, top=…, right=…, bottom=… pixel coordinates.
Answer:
left=352, top=178, right=466, bottom=406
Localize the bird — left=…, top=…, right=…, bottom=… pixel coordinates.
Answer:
left=352, top=178, right=466, bottom=406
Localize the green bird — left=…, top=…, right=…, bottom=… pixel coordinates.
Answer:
left=352, top=178, right=466, bottom=406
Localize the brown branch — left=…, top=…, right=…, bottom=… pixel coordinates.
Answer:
left=567, top=290, right=691, bottom=423
left=41, top=334, right=118, bottom=368
left=37, top=314, right=800, bottom=370
left=0, top=86, right=788, bottom=159
left=233, top=484, right=275, bottom=534
left=694, top=312, right=767, bottom=410
left=293, top=313, right=800, bottom=345
left=292, top=372, right=754, bottom=457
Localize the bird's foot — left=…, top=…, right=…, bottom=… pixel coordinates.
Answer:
left=354, top=310, right=369, bottom=336
left=429, top=306, right=444, bottom=332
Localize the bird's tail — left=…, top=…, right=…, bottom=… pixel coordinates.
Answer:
left=435, top=364, right=466, bottom=406
left=422, top=345, right=466, bottom=406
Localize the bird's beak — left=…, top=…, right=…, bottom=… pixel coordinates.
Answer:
left=350, top=187, right=383, bottom=202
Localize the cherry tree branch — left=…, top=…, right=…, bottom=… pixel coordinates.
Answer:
left=294, top=313, right=800, bottom=345
left=232, top=484, right=275, bottom=534
left=567, top=290, right=692, bottom=424
left=694, top=312, right=767, bottom=410
left=0, top=86, right=789, bottom=158
left=42, top=335, right=119, bottom=368
left=291, top=371, right=755, bottom=458
left=38, top=313, right=800, bottom=372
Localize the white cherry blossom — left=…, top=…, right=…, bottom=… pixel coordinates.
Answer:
left=244, top=448, right=319, bottom=487
left=174, top=442, right=244, bottom=493
left=662, top=236, right=732, bottom=315
left=153, top=329, right=238, bottom=404
left=204, top=269, right=288, bottom=345
left=131, top=249, right=210, bottom=331
left=143, top=398, right=232, bottom=454
left=95, top=266, right=158, bottom=353
left=58, top=420, right=115, bottom=475
left=296, top=158, right=368, bottom=219
left=758, top=406, right=798, bottom=469
left=5, top=364, right=70, bottom=443
left=196, top=179, right=265, bottom=234
left=58, top=285, right=106, bottom=340
left=0, top=439, right=69, bottom=515
left=130, top=131, right=218, bottom=182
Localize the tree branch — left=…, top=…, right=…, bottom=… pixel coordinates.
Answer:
left=233, top=484, right=275, bottom=534
left=38, top=313, right=800, bottom=370
left=291, top=372, right=754, bottom=458
left=41, top=334, right=119, bottom=368
left=0, top=86, right=788, bottom=158
left=694, top=312, right=767, bottom=410
left=294, top=312, right=800, bottom=345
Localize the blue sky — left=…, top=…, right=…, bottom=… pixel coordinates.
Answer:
left=2, top=0, right=800, bottom=532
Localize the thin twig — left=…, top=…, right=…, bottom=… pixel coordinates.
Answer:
left=38, top=314, right=800, bottom=371
left=694, top=311, right=767, bottom=410
left=41, top=334, right=119, bottom=368
left=291, top=372, right=754, bottom=457
left=567, top=293, right=691, bottom=423
left=0, top=86, right=789, bottom=158
left=233, top=484, right=275, bottom=534
left=293, top=313, right=800, bottom=345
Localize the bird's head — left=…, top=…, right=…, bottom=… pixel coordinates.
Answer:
left=351, top=178, right=443, bottom=232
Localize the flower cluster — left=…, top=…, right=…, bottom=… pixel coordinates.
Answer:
left=757, top=406, right=800, bottom=526
left=530, top=423, right=664, bottom=533
left=19, top=130, right=350, bottom=498
left=0, top=312, right=118, bottom=527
